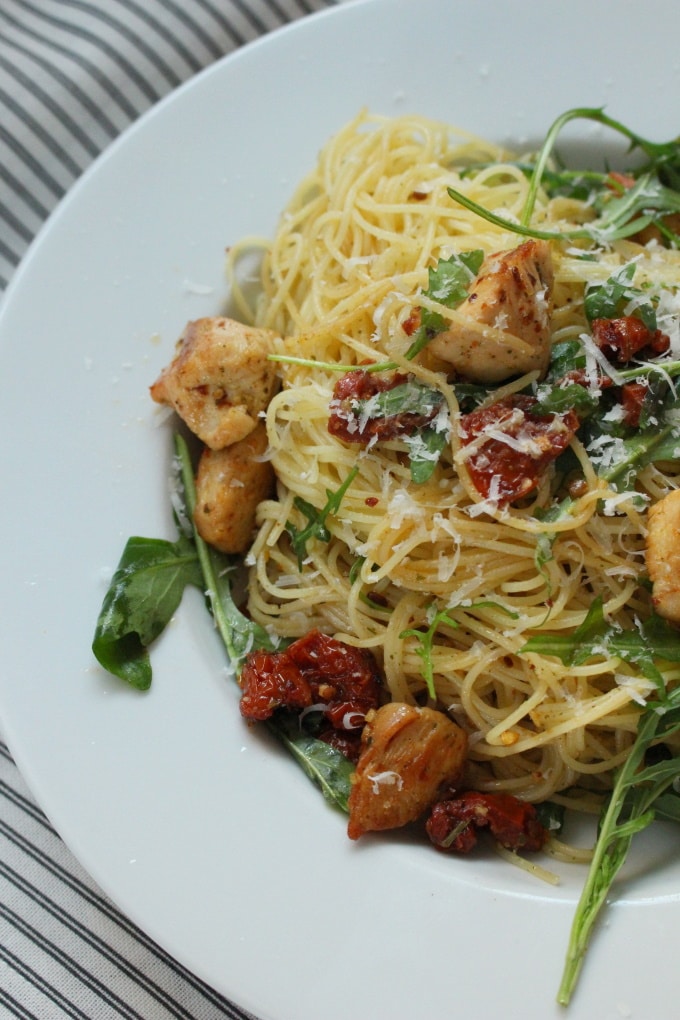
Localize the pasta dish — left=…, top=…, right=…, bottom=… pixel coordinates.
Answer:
left=223, top=110, right=680, bottom=818
left=94, top=107, right=680, bottom=1004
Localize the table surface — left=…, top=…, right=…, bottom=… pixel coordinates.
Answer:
left=0, top=3, right=339, bottom=1016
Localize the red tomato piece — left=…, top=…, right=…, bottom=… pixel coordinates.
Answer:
left=459, top=395, right=578, bottom=505
left=239, top=630, right=382, bottom=730
left=328, top=370, right=438, bottom=443
left=426, top=791, right=548, bottom=853
left=592, top=316, right=670, bottom=363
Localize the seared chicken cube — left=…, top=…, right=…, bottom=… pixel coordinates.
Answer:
left=193, top=422, right=274, bottom=555
left=428, top=239, right=554, bottom=383
left=646, top=488, right=680, bottom=624
left=150, top=316, right=280, bottom=449
left=347, top=703, right=468, bottom=840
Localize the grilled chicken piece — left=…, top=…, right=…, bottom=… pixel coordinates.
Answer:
left=347, top=703, right=468, bottom=840
left=150, top=316, right=280, bottom=450
left=193, top=422, right=274, bottom=555
left=646, top=488, right=680, bottom=624
left=428, top=239, right=554, bottom=383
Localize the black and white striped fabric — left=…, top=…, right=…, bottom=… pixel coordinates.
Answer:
left=0, top=2, right=339, bottom=1016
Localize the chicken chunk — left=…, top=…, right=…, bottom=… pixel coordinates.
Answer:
left=645, top=488, right=680, bottom=624
left=193, top=422, right=275, bottom=555
left=150, top=316, right=280, bottom=449
left=428, top=239, right=554, bottom=384
left=347, top=703, right=468, bottom=840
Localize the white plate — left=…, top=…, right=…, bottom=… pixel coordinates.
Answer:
left=1, top=1, right=679, bottom=1017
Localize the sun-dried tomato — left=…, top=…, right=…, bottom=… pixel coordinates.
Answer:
left=592, top=316, right=670, bottom=363
left=620, top=381, right=650, bottom=427
left=327, top=370, right=439, bottom=443
left=459, top=395, right=578, bottom=505
left=425, top=791, right=548, bottom=853
left=239, top=629, right=381, bottom=730
left=239, top=648, right=312, bottom=721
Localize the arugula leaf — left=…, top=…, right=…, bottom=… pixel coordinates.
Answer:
left=534, top=800, right=565, bottom=834
left=545, top=339, right=587, bottom=381
left=599, top=420, right=680, bottom=492
left=590, top=173, right=680, bottom=243
left=405, top=425, right=450, bottom=483
left=651, top=791, right=680, bottom=823
left=355, top=378, right=445, bottom=420
left=521, top=597, right=610, bottom=666
left=584, top=263, right=657, bottom=330
left=405, top=250, right=484, bottom=359
left=521, top=596, right=680, bottom=693
left=92, top=534, right=203, bottom=690
left=530, top=382, right=599, bottom=418
left=286, top=466, right=359, bottom=569
left=451, top=381, right=489, bottom=412
left=268, top=712, right=354, bottom=812
left=449, top=108, right=680, bottom=245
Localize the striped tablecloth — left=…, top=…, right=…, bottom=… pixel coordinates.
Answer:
left=0, top=3, right=339, bottom=1017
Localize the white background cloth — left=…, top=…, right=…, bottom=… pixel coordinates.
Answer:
left=0, top=2, right=339, bottom=1016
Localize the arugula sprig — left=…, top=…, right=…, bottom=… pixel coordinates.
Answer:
left=402, top=600, right=519, bottom=699
left=286, top=465, right=359, bottom=569
left=401, top=606, right=461, bottom=699
left=521, top=593, right=680, bottom=1002
left=174, top=434, right=277, bottom=667
left=558, top=682, right=680, bottom=1005
left=447, top=107, right=680, bottom=244
left=170, top=438, right=356, bottom=808
left=92, top=434, right=275, bottom=684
